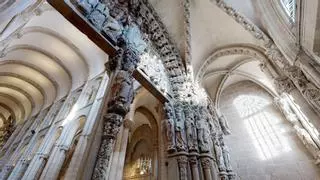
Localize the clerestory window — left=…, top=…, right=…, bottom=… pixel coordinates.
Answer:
left=280, top=0, right=296, bottom=22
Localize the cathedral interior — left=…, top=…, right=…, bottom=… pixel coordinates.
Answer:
left=1, top=0, right=320, bottom=179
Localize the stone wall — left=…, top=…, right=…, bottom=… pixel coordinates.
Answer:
left=220, top=81, right=320, bottom=180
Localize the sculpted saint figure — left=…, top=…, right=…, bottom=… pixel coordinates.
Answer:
left=174, top=103, right=187, bottom=151
left=213, top=135, right=226, bottom=172
left=196, top=106, right=211, bottom=153
left=163, top=102, right=176, bottom=153
left=183, top=101, right=198, bottom=152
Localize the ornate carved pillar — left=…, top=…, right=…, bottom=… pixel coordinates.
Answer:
left=177, top=156, right=188, bottom=180
left=92, top=40, right=138, bottom=179
left=200, top=157, right=213, bottom=180
left=189, top=156, right=200, bottom=180
left=213, top=135, right=228, bottom=180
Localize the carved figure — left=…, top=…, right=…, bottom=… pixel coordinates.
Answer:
left=123, top=16, right=147, bottom=54
left=213, top=136, right=226, bottom=172
left=174, top=103, right=187, bottom=151
left=196, top=106, right=210, bottom=153
left=163, top=102, right=176, bottom=153
left=183, top=102, right=198, bottom=152
left=218, top=115, right=231, bottom=135
left=219, top=136, right=233, bottom=172
left=101, top=1, right=124, bottom=43
left=108, top=70, right=134, bottom=116
left=72, top=0, right=98, bottom=15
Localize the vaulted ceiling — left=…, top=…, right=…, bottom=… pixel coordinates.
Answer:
left=0, top=1, right=108, bottom=125
left=149, top=0, right=277, bottom=108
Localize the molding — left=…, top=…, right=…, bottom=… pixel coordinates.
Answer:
left=0, top=72, right=48, bottom=105
left=20, top=26, right=90, bottom=77
left=0, top=83, right=37, bottom=110
left=204, top=69, right=277, bottom=108
left=0, top=92, right=25, bottom=121
left=0, top=60, right=59, bottom=97
left=0, top=104, right=14, bottom=123
left=212, top=58, right=258, bottom=106
left=197, top=44, right=268, bottom=81
left=3, top=44, right=73, bottom=88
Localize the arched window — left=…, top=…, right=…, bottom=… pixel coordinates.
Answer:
left=280, top=0, right=296, bottom=22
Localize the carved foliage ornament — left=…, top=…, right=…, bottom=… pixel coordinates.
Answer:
left=274, top=76, right=295, bottom=94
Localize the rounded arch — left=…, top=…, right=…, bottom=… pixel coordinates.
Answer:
left=0, top=93, right=25, bottom=122
left=0, top=103, right=16, bottom=124
left=135, top=106, right=158, bottom=134
left=203, top=59, right=278, bottom=109
left=20, top=26, right=89, bottom=77
left=0, top=83, right=41, bottom=111
left=0, top=60, right=59, bottom=97
left=4, top=44, right=73, bottom=87
left=196, top=44, right=268, bottom=82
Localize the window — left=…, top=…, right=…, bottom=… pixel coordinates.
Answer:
left=234, top=95, right=291, bottom=160
left=280, top=0, right=296, bottom=22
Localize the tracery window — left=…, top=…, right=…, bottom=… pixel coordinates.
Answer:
left=280, top=0, right=296, bottom=22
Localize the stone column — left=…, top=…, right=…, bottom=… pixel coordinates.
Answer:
left=213, top=135, right=227, bottom=179
left=177, top=155, right=188, bottom=180
left=8, top=110, right=49, bottom=180
left=92, top=40, right=139, bottom=179
left=189, top=156, right=200, bottom=180
left=115, top=122, right=130, bottom=180
left=0, top=123, right=23, bottom=158
left=0, top=117, right=36, bottom=179
left=200, top=157, right=213, bottom=180
left=109, top=103, right=134, bottom=180
left=21, top=125, right=61, bottom=180
left=39, top=121, right=79, bottom=180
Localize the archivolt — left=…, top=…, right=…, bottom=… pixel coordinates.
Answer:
left=196, top=44, right=268, bottom=82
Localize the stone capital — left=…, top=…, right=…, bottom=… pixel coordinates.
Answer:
left=274, top=76, right=295, bottom=94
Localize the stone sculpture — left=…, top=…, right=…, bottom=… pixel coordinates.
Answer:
left=163, top=102, right=176, bottom=153
left=174, top=103, right=187, bottom=151
left=183, top=101, right=198, bottom=152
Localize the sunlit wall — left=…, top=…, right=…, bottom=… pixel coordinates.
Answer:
left=219, top=81, right=320, bottom=179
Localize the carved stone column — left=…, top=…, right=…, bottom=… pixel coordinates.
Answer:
left=92, top=40, right=138, bottom=179
left=213, top=135, right=227, bottom=179
left=219, top=136, right=236, bottom=180
left=200, top=157, right=213, bottom=180
left=189, top=156, right=200, bottom=180
left=177, top=156, right=188, bottom=180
